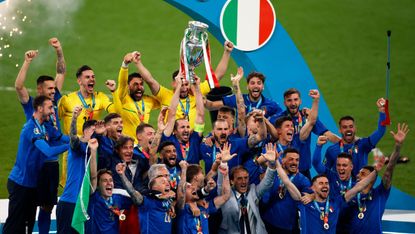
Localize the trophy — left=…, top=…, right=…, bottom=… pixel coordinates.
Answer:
left=180, top=21, right=218, bottom=88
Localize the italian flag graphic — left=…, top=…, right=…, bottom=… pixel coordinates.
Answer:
left=220, top=0, right=276, bottom=51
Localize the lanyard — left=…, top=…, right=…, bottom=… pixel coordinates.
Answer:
left=339, top=177, right=353, bottom=195
left=313, top=198, right=330, bottom=229
left=278, top=173, right=296, bottom=198
left=179, top=97, right=190, bottom=119
left=77, top=91, right=95, bottom=120
left=194, top=216, right=203, bottom=234
left=180, top=141, right=190, bottom=160
left=340, top=140, right=358, bottom=155
left=247, top=95, right=262, bottom=113
left=133, top=99, right=145, bottom=122
left=33, top=117, right=47, bottom=138
left=277, top=143, right=285, bottom=153
left=169, top=167, right=179, bottom=189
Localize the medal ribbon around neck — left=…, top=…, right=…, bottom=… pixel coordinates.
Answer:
left=179, top=97, right=190, bottom=119
left=133, top=99, right=145, bottom=122
left=340, top=140, right=359, bottom=155
left=180, top=141, right=190, bottom=160
left=340, top=177, right=353, bottom=195
left=313, top=198, right=330, bottom=230
left=247, top=95, right=262, bottom=113
left=105, top=197, right=126, bottom=221
left=34, top=117, right=47, bottom=139
left=77, top=91, right=95, bottom=120
left=278, top=174, right=296, bottom=199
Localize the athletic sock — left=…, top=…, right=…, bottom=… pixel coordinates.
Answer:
left=38, top=208, right=51, bottom=234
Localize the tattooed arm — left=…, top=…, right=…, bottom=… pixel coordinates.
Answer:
left=149, top=107, right=168, bottom=165
left=176, top=161, right=188, bottom=210
left=49, top=38, right=66, bottom=91
left=70, top=106, right=83, bottom=149
left=116, top=163, right=144, bottom=205
left=232, top=67, right=246, bottom=137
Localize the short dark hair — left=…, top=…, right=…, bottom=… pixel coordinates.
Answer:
left=283, top=88, right=301, bottom=99
left=274, top=116, right=293, bottom=128
left=157, top=141, right=176, bottom=153
left=173, top=118, right=189, bottom=131
left=97, top=169, right=113, bottom=182
left=282, top=148, right=300, bottom=158
left=36, top=75, right=54, bottom=86
left=311, top=174, right=328, bottom=185
left=114, top=136, right=134, bottom=151
left=33, top=95, right=51, bottom=110
left=213, top=119, right=229, bottom=129
left=230, top=165, right=249, bottom=180
left=104, top=113, right=121, bottom=124
left=337, top=153, right=353, bottom=162
left=218, top=106, right=236, bottom=117
left=361, top=165, right=375, bottom=172
left=186, top=164, right=203, bottom=183
left=246, top=71, right=265, bottom=83
left=136, top=123, right=154, bottom=135
left=76, top=65, right=93, bottom=78
left=128, top=72, right=142, bottom=84
left=339, top=116, right=355, bottom=126
left=172, top=70, right=180, bottom=80
left=82, top=120, right=97, bottom=132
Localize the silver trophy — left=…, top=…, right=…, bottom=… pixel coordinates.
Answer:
left=183, top=21, right=209, bottom=83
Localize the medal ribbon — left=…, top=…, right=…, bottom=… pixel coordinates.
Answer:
left=194, top=217, right=203, bottom=234
left=133, top=99, right=145, bottom=122
left=179, top=141, right=190, bottom=160
left=179, top=97, right=190, bottom=119
left=77, top=91, right=95, bottom=120
left=340, top=140, right=358, bottom=155
left=34, top=117, right=47, bottom=139
left=169, top=167, right=179, bottom=189
left=104, top=197, right=125, bottom=221
left=313, top=198, right=330, bottom=229
left=247, top=96, right=263, bottom=113
left=278, top=174, right=296, bottom=198
left=340, top=177, right=353, bottom=195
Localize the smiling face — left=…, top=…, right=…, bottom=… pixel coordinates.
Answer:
left=37, top=99, right=54, bottom=122
left=247, top=77, right=264, bottom=101
left=77, top=69, right=95, bottom=95
left=137, top=126, right=155, bottom=147
left=232, top=168, right=249, bottom=194
left=174, top=119, right=191, bottom=143
left=37, top=80, right=56, bottom=100
left=117, top=139, right=134, bottom=163
left=336, top=157, right=353, bottom=181
left=185, top=183, right=199, bottom=202
left=284, top=93, right=301, bottom=115
left=217, top=111, right=235, bottom=133
left=106, top=117, right=123, bottom=140
left=129, top=77, right=145, bottom=101
left=161, top=145, right=177, bottom=167
left=151, top=168, right=171, bottom=195
left=98, top=172, right=114, bottom=199
left=278, top=120, right=294, bottom=143
left=312, top=176, right=330, bottom=200
left=340, top=120, right=356, bottom=143
left=282, top=152, right=300, bottom=174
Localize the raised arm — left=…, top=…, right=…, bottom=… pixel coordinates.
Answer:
left=247, top=110, right=266, bottom=148
left=299, top=89, right=319, bottom=141
left=89, top=139, right=99, bottom=193
left=149, top=107, right=168, bottom=165
left=49, top=38, right=66, bottom=91
left=312, top=136, right=328, bottom=174
left=256, top=143, right=278, bottom=198
left=368, top=98, right=387, bottom=145
left=70, top=106, right=82, bottom=149
left=176, top=160, right=188, bottom=210
left=15, top=50, right=38, bottom=104
left=344, top=169, right=378, bottom=202
left=214, top=41, right=234, bottom=81
left=193, top=76, right=205, bottom=137
left=274, top=148, right=302, bottom=201
left=117, top=52, right=135, bottom=99
left=231, top=67, right=246, bottom=137
left=213, top=164, right=231, bottom=208
left=382, top=123, right=409, bottom=190
left=115, top=163, right=144, bottom=205
left=163, top=74, right=183, bottom=136
left=133, top=52, right=160, bottom=95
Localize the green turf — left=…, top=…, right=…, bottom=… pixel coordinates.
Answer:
left=0, top=0, right=414, bottom=198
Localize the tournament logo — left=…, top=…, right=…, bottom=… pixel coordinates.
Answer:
left=220, top=0, right=276, bottom=51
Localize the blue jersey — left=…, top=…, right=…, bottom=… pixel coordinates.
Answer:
left=161, top=131, right=202, bottom=164
left=261, top=172, right=311, bottom=230
left=60, top=140, right=89, bottom=203
left=298, top=195, right=346, bottom=234
left=348, top=183, right=390, bottom=234
left=139, top=195, right=173, bottom=234
left=324, top=113, right=386, bottom=176
left=200, top=137, right=251, bottom=174
left=270, top=110, right=329, bottom=171
left=86, top=192, right=119, bottom=234
left=243, top=138, right=269, bottom=185
left=94, top=134, right=116, bottom=170
left=9, top=117, right=69, bottom=187
left=222, top=93, right=282, bottom=118
left=177, top=200, right=217, bottom=234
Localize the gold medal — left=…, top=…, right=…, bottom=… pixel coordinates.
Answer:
left=323, top=223, right=329, bottom=230
left=119, top=213, right=126, bottom=221
left=358, top=212, right=364, bottom=219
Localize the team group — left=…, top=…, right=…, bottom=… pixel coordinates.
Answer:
left=2, top=38, right=409, bottom=234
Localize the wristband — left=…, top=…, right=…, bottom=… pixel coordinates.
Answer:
left=121, top=61, right=129, bottom=68
left=194, top=123, right=205, bottom=133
